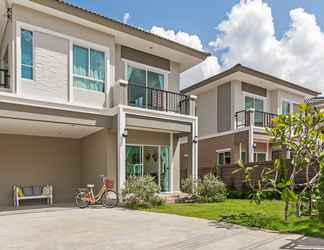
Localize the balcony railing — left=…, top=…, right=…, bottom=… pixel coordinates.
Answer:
left=128, top=84, right=191, bottom=115
left=235, top=110, right=277, bottom=128
left=0, top=69, right=9, bottom=89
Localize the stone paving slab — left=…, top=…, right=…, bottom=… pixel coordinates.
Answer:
left=0, top=207, right=324, bottom=250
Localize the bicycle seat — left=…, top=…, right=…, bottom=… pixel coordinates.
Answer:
left=87, top=184, right=94, bottom=188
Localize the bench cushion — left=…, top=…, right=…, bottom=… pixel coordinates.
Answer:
left=22, top=186, right=33, bottom=196
left=33, top=186, right=42, bottom=196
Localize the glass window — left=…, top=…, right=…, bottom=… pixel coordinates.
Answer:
left=282, top=101, right=290, bottom=115
left=127, top=64, right=165, bottom=108
left=73, top=45, right=105, bottom=92
left=245, top=96, right=264, bottom=126
left=254, top=152, right=267, bottom=162
left=218, top=151, right=231, bottom=165
left=21, top=29, right=33, bottom=80
left=241, top=152, right=247, bottom=162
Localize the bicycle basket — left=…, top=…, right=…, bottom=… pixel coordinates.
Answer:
left=104, top=178, right=114, bottom=189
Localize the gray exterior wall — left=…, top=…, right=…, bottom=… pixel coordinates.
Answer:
left=217, top=82, right=232, bottom=132
left=196, top=87, right=218, bottom=137
left=0, top=134, right=81, bottom=207
left=81, top=129, right=117, bottom=192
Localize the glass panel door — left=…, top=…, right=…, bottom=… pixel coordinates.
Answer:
left=147, top=71, right=164, bottom=110
left=126, top=145, right=143, bottom=178
left=254, top=98, right=264, bottom=126
left=143, top=146, right=159, bottom=185
left=127, top=65, right=146, bottom=107
left=160, top=146, right=170, bottom=192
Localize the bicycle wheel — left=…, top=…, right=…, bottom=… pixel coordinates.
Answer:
left=75, top=192, right=89, bottom=209
left=102, top=190, right=118, bottom=208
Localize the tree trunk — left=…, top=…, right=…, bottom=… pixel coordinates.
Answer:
left=296, top=197, right=302, bottom=217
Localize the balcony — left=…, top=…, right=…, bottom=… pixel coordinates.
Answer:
left=235, top=110, right=277, bottom=128
left=0, top=69, right=9, bottom=89
left=114, top=80, right=196, bottom=116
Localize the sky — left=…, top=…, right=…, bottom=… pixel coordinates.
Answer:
left=66, top=0, right=324, bottom=94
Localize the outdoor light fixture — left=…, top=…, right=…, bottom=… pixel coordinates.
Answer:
left=122, top=129, right=128, bottom=138
left=253, top=143, right=257, bottom=150
left=193, top=136, right=198, bottom=144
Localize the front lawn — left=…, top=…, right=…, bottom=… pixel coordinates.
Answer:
left=142, top=199, right=324, bottom=238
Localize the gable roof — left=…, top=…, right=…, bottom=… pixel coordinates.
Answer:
left=182, top=64, right=321, bottom=96
left=28, top=0, right=210, bottom=60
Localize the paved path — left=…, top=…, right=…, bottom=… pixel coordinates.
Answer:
left=0, top=207, right=324, bottom=250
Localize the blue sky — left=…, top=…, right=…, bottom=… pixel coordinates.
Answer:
left=66, top=0, right=323, bottom=50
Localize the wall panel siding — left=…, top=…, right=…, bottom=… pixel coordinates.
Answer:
left=197, top=88, right=217, bottom=137
left=0, top=134, right=81, bottom=207
left=217, top=82, right=231, bottom=132
left=21, top=32, right=69, bottom=102
left=121, top=46, right=170, bottom=71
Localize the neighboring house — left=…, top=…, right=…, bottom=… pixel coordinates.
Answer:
left=0, top=0, right=209, bottom=206
left=181, top=64, right=320, bottom=178
left=306, top=96, right=324, bottom=109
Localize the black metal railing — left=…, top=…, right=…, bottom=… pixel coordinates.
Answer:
left=128, top=84, right=191, bottom=115
left=0, top=69, right=9, bottom=89
left=235, top=110, right=277, bottom=128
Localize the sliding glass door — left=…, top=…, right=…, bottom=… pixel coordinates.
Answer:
left=126, top=144, right=170, bottom=192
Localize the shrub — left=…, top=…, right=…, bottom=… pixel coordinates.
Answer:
left=122, top=175, right=164, bottom=208
left=194, top=174, right=227, bottom=203
left=318, top=173, right=324, bottom=222
left=181, top=176, right=194, bottom=194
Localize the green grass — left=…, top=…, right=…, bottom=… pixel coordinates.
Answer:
left=141, top=199, right=324, bottom=238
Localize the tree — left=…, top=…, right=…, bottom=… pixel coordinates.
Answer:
left=319, top=170, right=324, bottom=222
left=235, top=104, right=324, bottom=221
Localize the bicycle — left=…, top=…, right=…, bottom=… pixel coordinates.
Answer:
left=75, top=175, right=118, bottom=208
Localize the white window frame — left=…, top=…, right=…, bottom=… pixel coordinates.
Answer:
left=254, top=152, right=267, bottom=162
left=19, top=28, right=35, bottom=82
left=243, top=92, right=266, bottom=111
left=72, top=44, right=107, bottom=92
left=16, top=21, right=110, bottom=99
left=216, top=149, right=231, bottom=165
left=280, top=98, right=297, bottom=115
left=123, top=59, right=169, bottom=91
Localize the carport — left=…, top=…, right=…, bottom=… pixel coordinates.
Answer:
left=0, top=101, right=116, bottom=208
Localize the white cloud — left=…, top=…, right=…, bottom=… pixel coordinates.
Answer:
left=149, top=26, right=222, bottom=88
left=209, top=0, right=324, bottom=93
left=123, top=13, right=130, bottom=24
left=181, top=56, right=221, bottom=89
left=150, top=26, right=204, bottom=51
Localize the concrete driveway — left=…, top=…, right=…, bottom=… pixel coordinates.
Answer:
left=1, top=206, right=324, bottom=250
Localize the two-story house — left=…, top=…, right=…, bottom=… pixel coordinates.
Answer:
left=0, top=0, right=209, bottom=206
left=181, top=64, right=320, bottom=177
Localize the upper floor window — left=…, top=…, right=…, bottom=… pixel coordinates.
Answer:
left=73, top=45, right=105, bottom=92
left=281, top=100, right=298, bottom=115
left=217, top=151, right=231, bottom=165
left=127, top=64, right=165, bottom=107
left=21, top=29, right=33, bottom=80
left=245, top=96, right=264, bottom=126
left=282, top=101, right=290, bottom=115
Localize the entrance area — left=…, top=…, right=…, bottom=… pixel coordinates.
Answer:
left=126, top=145, right=170, bottom=192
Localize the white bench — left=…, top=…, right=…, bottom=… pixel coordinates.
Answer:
left=13, top=185, right=53, bottom=208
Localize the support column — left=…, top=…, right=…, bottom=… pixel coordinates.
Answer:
left=191, top=119, right=198, bottom=192
left=169, top=133, right=174, bottom=193
left=117, top=107, right=126, bottom=196
left=248, top=108, right=255, bottom=163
